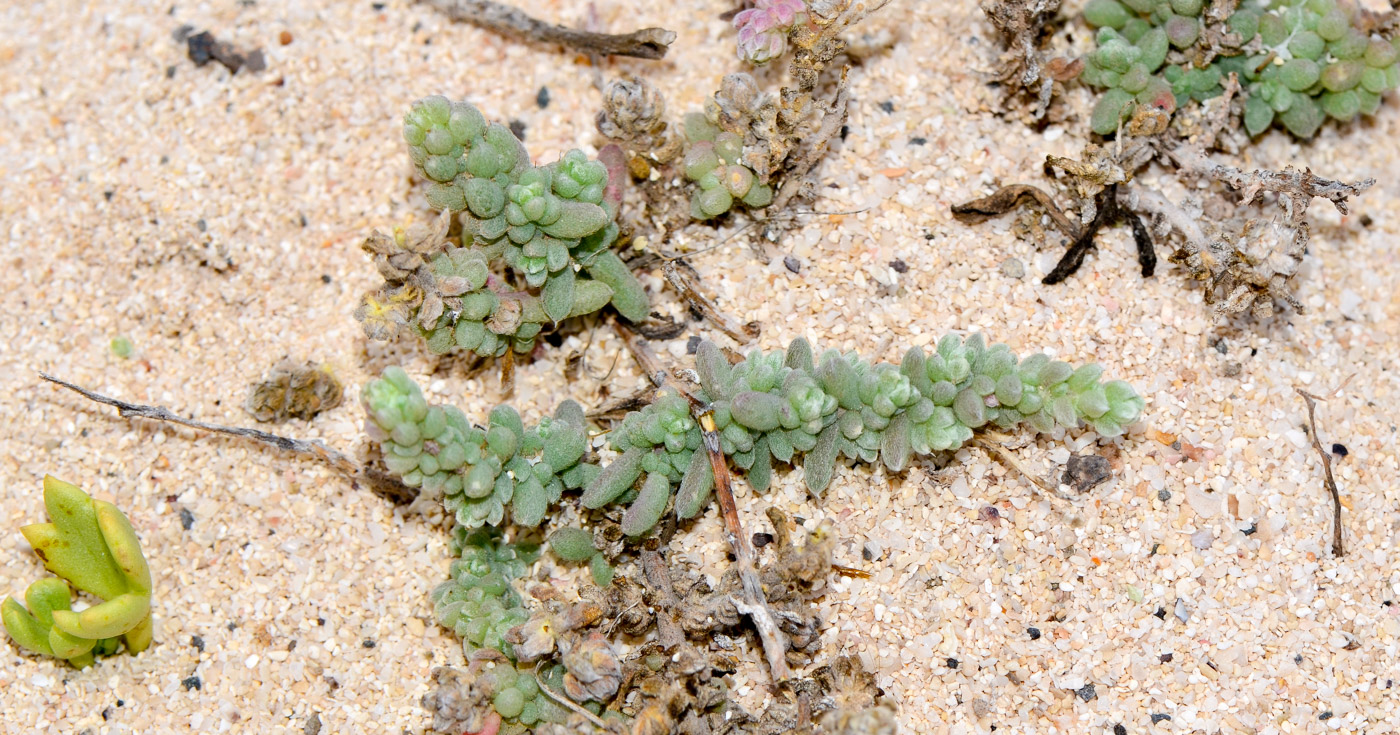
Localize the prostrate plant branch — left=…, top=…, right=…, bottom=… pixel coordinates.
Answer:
left=418, top=0, right=677, bottom=59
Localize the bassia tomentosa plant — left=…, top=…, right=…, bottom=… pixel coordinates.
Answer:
left=355, top=96, right=650, bottom=359
left=1079, top=0, right=1400, bottom=137
left=363, top=334, right=1145, bottom=540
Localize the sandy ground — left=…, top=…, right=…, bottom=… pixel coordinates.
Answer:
left=2, top=0, right=1398, bottom=733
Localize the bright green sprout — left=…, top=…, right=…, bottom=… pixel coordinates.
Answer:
left=3, top=476, right=153, bottom=667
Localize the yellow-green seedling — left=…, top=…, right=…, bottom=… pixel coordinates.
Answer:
left=3, top=476, right=153, bottom=666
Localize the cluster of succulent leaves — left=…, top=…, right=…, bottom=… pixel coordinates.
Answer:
left=1080, top=0, right=1400, bottom=137
left=682, top=112, right=774, bottom=219
left=2, top=477, right=153, bottom=668
left=363, top=367, right=600, bottom=531
left=365, top=335, right=1143, bottom=539
left=428, top=529, right=540, bottom=661
left=361, top=95, right=649, bottom=359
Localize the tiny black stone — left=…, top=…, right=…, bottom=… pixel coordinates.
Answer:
left=299, top=213, right=308, bottom=227
left=1386, top=601, right=1394, bottom=607
left=362, top=639, right=376, bottom=648
left=1319, top=711, right=1333, bottom=721
left=1157, top=489, right=1171, bottom=502
left=1243, top=522, right=1258, bottom=535
left=536, top=86, right=550, bottom=109
left=196, top=218, right=207, bottom=232
left=686, top=335, right=701, bottom=354
left=1076, top=683, right=1097, bottom=702
left=878, top=100, right=895, bottom=113
left=371, top=2, right=385, bottom=9
left=1027, top=627, right=1041, bottom=640
left=182, top=676, right=202, bottom=691
left=839, top=125, right=849, bottom=140
left=227, top=622, right=237, bottom=630
left=102, top=707, right=113, bottom=721
left=179, top=507, right=195, bottom=530
left=1062, top=453, right=1111, bottom=493
left=508, top=119, right=527, bottom=141
left=1159, top=653, right=1173, bottom=663
left=116, top=700, right=124, bottom=707
left=191, top=635, right=205, bottom=652
left=1114, top=725, right=1127, bottom=735
left=1154, top=607, right=1167, bottom=620
left=784, top=255, right=801, bottom=273
left=104, top=190, right=115, bottom=201
left=1331, top=442, right=1348, bottom=457
left=1150, top=714, right=1171, bottom=724
left=889, top=259, right=908, bottom=273
left=752, top=532, right=774, bottom=548
left=1295, top=654, right=1303, bottom=664
left=946, top=658, right=959, bottom=669
left=909, top=136, right=927, bottom=145
left=166, top=65, right=177, bottom=79
left=317, top=617, right=326, bottom=626
left=1359, top=213, right=1373, bottom=227
left=321, top=274, right=332, bottom=284
left=1150, top=542, right=1160, bottom=556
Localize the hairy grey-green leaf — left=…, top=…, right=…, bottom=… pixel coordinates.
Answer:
left=674, top=448, right=715, bottom=520
left=581, top=446, right=644, bottom=508
left=621, top=472, right=671, bottom=537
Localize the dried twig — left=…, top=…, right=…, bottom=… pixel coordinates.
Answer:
left=419, top=0, right=676, bottom=59
left=1296, top=389, right=1344, bottom=557
left=662, top=260, right=759, bottom=344
left=698, top=411, right=792, bottom=683
left=972, top=435, right=1072, bottom=502
left=639, top=550, right=686, bottom=651
left=533, top=662, right=608, bottom=729
left=950, top=183, right=1080, bottom=238
left=41, top=373, right=359, bottom=475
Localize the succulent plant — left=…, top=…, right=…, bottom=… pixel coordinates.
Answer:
left=422, top=661, right=572, bottom=733
left=734, top=0, right=809, bottom=63
left=681, top=113, right=774, bottom=219
left=365, top=335, right=1144, bottom=538
left=3, top=476, right=153, bottom=667
left=430, top=529, right=540, bottom=660
left=1079, top=0, right=1400, bottom=137
left=357, top=96, right=651, bottom=359
left=362, top=367, right=597, bottom=531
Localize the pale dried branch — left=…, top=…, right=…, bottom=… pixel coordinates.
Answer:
left=419, top=0, right=676, bottom=59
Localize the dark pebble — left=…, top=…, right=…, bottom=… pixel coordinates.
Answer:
left=1076, top=683, right=1097, bottom=701
left=305, top=713, right=323, bottom=735
left=362, top=639, right=376, bottom=648
left=508, top=119, right=527, bottom=141
left=1157, top=489, right=1171, bottom=502
left=1150, top=714, right=1171, bottom=724
left=371, top=2, right=385, bottom=9
left=1027, top=627, right=1041, bottom=640
left=1154, top=607, right=1167, bottom=620
left=878, top=100, right=895, bottom=113
left=1331, top=443, right=1348, bottom=457
left=1114, top=725, right=1127, bottom=735
left=1243, top=522, right=1258, bottom=536
left=839, top=125, right=849, bottom=140
left=909, top=136, right=927, bottom=145
left=187, top=31, right=215, bottom=65
left=686, top=335, right=701, bottom=354
left=536, top=86, right=550, bottom=109
left=1062, top=454, right=1111, bottom=493
left=889, top=259, right=908, bottom=273
left=1319, top=712, right=1332, bottom=721
left=182, top=676, right=202, bottom=691
left=179, top=507, right=195, bottom=530
left=946, top=658, right=959, bottom=669
left=321, top=274, right=332, bottom=284
left=191, top=635, right=205, bottom=652
left=1159, top=653, right=1173, bottom=663
left=752, top=532, right=773, bottom=548
left=784, top=255, right=801, bottom=273
left=1295, top=654, right=1303, bottom=664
